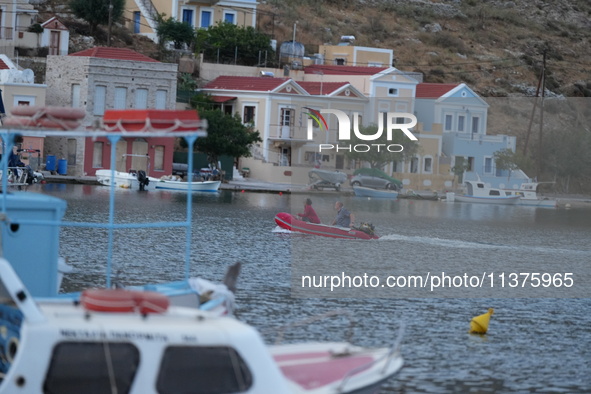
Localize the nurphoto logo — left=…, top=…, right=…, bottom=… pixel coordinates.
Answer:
left=304, top=108, right=418, bottom=153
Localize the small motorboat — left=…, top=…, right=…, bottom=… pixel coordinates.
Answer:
left=154, top=178, right=221, bottom=192
left=96, top=169, right=157, bottom=191
left=353, top=186, right=398, bottom=199
left=274, top=212, right=379, bottom=240
left=308, top=169, right=348, bottom=191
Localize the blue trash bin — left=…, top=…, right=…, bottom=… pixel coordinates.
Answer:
left=57, top=159, right=67, bottom=175
left=46, top=155, right=56, bottom=171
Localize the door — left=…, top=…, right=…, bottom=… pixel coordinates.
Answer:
left=115, top=140, right=128, bottom=172
left=131, top=139, right=149, bottom=173
left=49, top=31, right=60, bottom=55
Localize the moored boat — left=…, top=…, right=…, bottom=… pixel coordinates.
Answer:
left=353, top=186, right=398, bottom=199
left=274, top=212, right=379, bottom=240
left=96, top=169, right=157, bottom=191
left=0, top=258, right=403, bottom=393
left=454, top=180, right=521, bottom=205
left=154, top=178, right=221, bottom=192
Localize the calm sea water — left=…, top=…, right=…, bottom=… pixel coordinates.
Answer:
left=40, top=183, right=591, bottom=393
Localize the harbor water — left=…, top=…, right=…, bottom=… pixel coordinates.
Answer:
left=40, top=184, right=591, bottom=393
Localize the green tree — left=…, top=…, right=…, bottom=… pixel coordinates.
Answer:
left=493, top=148, right=531, bottom=182
left=195, top=110, right=262, bottom=168
left=156, top=14, right=195, bottom=49
left=340, top=124, right=419, bottom=169
left=200, top=22, right=274, bottom=66
left=182, top=99, right=261, bottom=168
left=69, top=0, right=124, bottom=36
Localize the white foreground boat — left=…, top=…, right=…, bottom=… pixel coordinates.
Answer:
left=454, top=180, right=521, bottom=205
left=96, top=169, right=157, bottom=191
left=0, top=258, right=403, bottom=394
left=0, top=110, right=404, bottom=393
left=154, top=178, right=221, bottom=192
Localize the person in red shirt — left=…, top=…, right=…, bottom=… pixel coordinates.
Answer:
left=297, top=198, right=321, bottom=224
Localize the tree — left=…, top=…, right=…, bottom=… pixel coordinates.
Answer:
left=156, top=14, right=195, bottom=49
left=199, top=22, right=274, bottom=66
left=340, top=124, right=419, bottom=170
left=493, top=148, right=529, bottom=182
left=69, top=0, right=124, bottom=36
left=196, top=110, right=261, bottom=168
left=182, top=100, right=261, bottom=168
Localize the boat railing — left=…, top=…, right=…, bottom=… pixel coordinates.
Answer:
left=0, top=121, right=207, bottom=290
left=270, top=309, right=356, bottom=345
left=337, top=322, right=405, bottom=392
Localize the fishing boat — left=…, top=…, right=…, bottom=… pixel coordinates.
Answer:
left=0, top=258, right=403, bottom=393
left=353, top=186, right=398, bottom=199
left=501, top=182, right=557, bottom=208
left=154, top=178, right=221, bottom=192
left=453, top=180, right=521, bottom=205
left=0, top=110, right=403, bottom=393
left=274, top=212, right=379, bottom=240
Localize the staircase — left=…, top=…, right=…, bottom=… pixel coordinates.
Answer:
left=134, top=0, right=159, bottom=38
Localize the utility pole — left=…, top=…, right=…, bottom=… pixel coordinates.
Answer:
left=107, top=0, right=113, bottom=47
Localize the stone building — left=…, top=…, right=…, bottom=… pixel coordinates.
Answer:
left=44, top=47, right=178, bottom=176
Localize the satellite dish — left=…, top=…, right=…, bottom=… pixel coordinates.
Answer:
left=22, top=69, right=34, bottom=83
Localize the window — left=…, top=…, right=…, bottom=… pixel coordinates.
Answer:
left=71, top=84, right=80, bottom=108
left=484, top=157, right=493, bottom=174
left=155, top=90, right=167, bottom=109
left=223, top=11, right=236, bottom=24
left=135, top=88, right=148, bottom=109
left=472, top=116, right=480, bottom=133
left=93, top=85, right=106, bottom=115
left=467, top=157, right=474, bottom=171
left=280, top=108, right=293, bottom=126
left=388, top=88, right=398, bottom=96
left=335, top=58, right=346, bottom=65
left=43, top=342, right=139, bottom=394
left=200, top=10, right=212, bottom=28
left=133, top=11, right=141, bottom=33
left=489, top=190, right=500, bottom=196
left=444, top=114, right=452, bottom=131
left=424, top=157, right=432, bottom=173
left=182, top=9, right=194, bottom=26
left=156, top=346, right=253, bottom=394
left=410, top=157, right=419, bottom=173
left=92, top=142, right=103, bottom=168
left=458, top=115, right=465, bottom=132
left=114, top=87, right=127, bottom=109
left=67, top=139, right=77, bottom=166
left=243, top=106, right=256, bottom=125
left=154, top=145, right=164, bottom=171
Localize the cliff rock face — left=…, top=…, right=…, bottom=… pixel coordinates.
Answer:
left=259, top=0, right=591, bottom=97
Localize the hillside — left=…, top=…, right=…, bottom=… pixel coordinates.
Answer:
left=257, top=0, right=591, bottom=97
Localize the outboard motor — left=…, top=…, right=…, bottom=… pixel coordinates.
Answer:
left=136, top=170, right=149, bottom=191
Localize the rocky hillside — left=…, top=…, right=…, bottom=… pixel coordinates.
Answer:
left=257, top=0, right=591, bottom=97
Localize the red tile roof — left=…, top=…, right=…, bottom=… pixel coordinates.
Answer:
left=211, top=96, right=236, bottom=102
left=416, top=83, right=460, bottom=98
left=304, top=65, right=388, bottom=76
left=69, top=47, right=159, bottom=62
left=0, top=59, right=9, bottom=70
left=202, top=76, right=291, bottom=91
left=297, top=81, right=349, bottom=95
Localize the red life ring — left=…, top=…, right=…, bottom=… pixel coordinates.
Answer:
left=81, top=289, right=169, bottom=314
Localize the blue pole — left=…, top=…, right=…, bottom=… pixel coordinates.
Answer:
left=106, top=134, right=120, bottom=288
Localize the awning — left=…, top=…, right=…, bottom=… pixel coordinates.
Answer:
left=211, top=96, right=236, bottom=103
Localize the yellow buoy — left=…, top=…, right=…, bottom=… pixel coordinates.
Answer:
left=470, top=308, right=494, bottom=334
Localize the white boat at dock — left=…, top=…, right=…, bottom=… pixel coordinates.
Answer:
left=453, top=180, right=521, bottom=205
left=95, top=169, right=157, bottom=191
left=154, top=178, right=221, bottom=192
left=501, top=182, right=557, bottom=208
left=353, top=185, right=398, bottom=199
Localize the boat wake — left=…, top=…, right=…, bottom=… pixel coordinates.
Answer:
left=378, top=233, right=591, bottom=256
